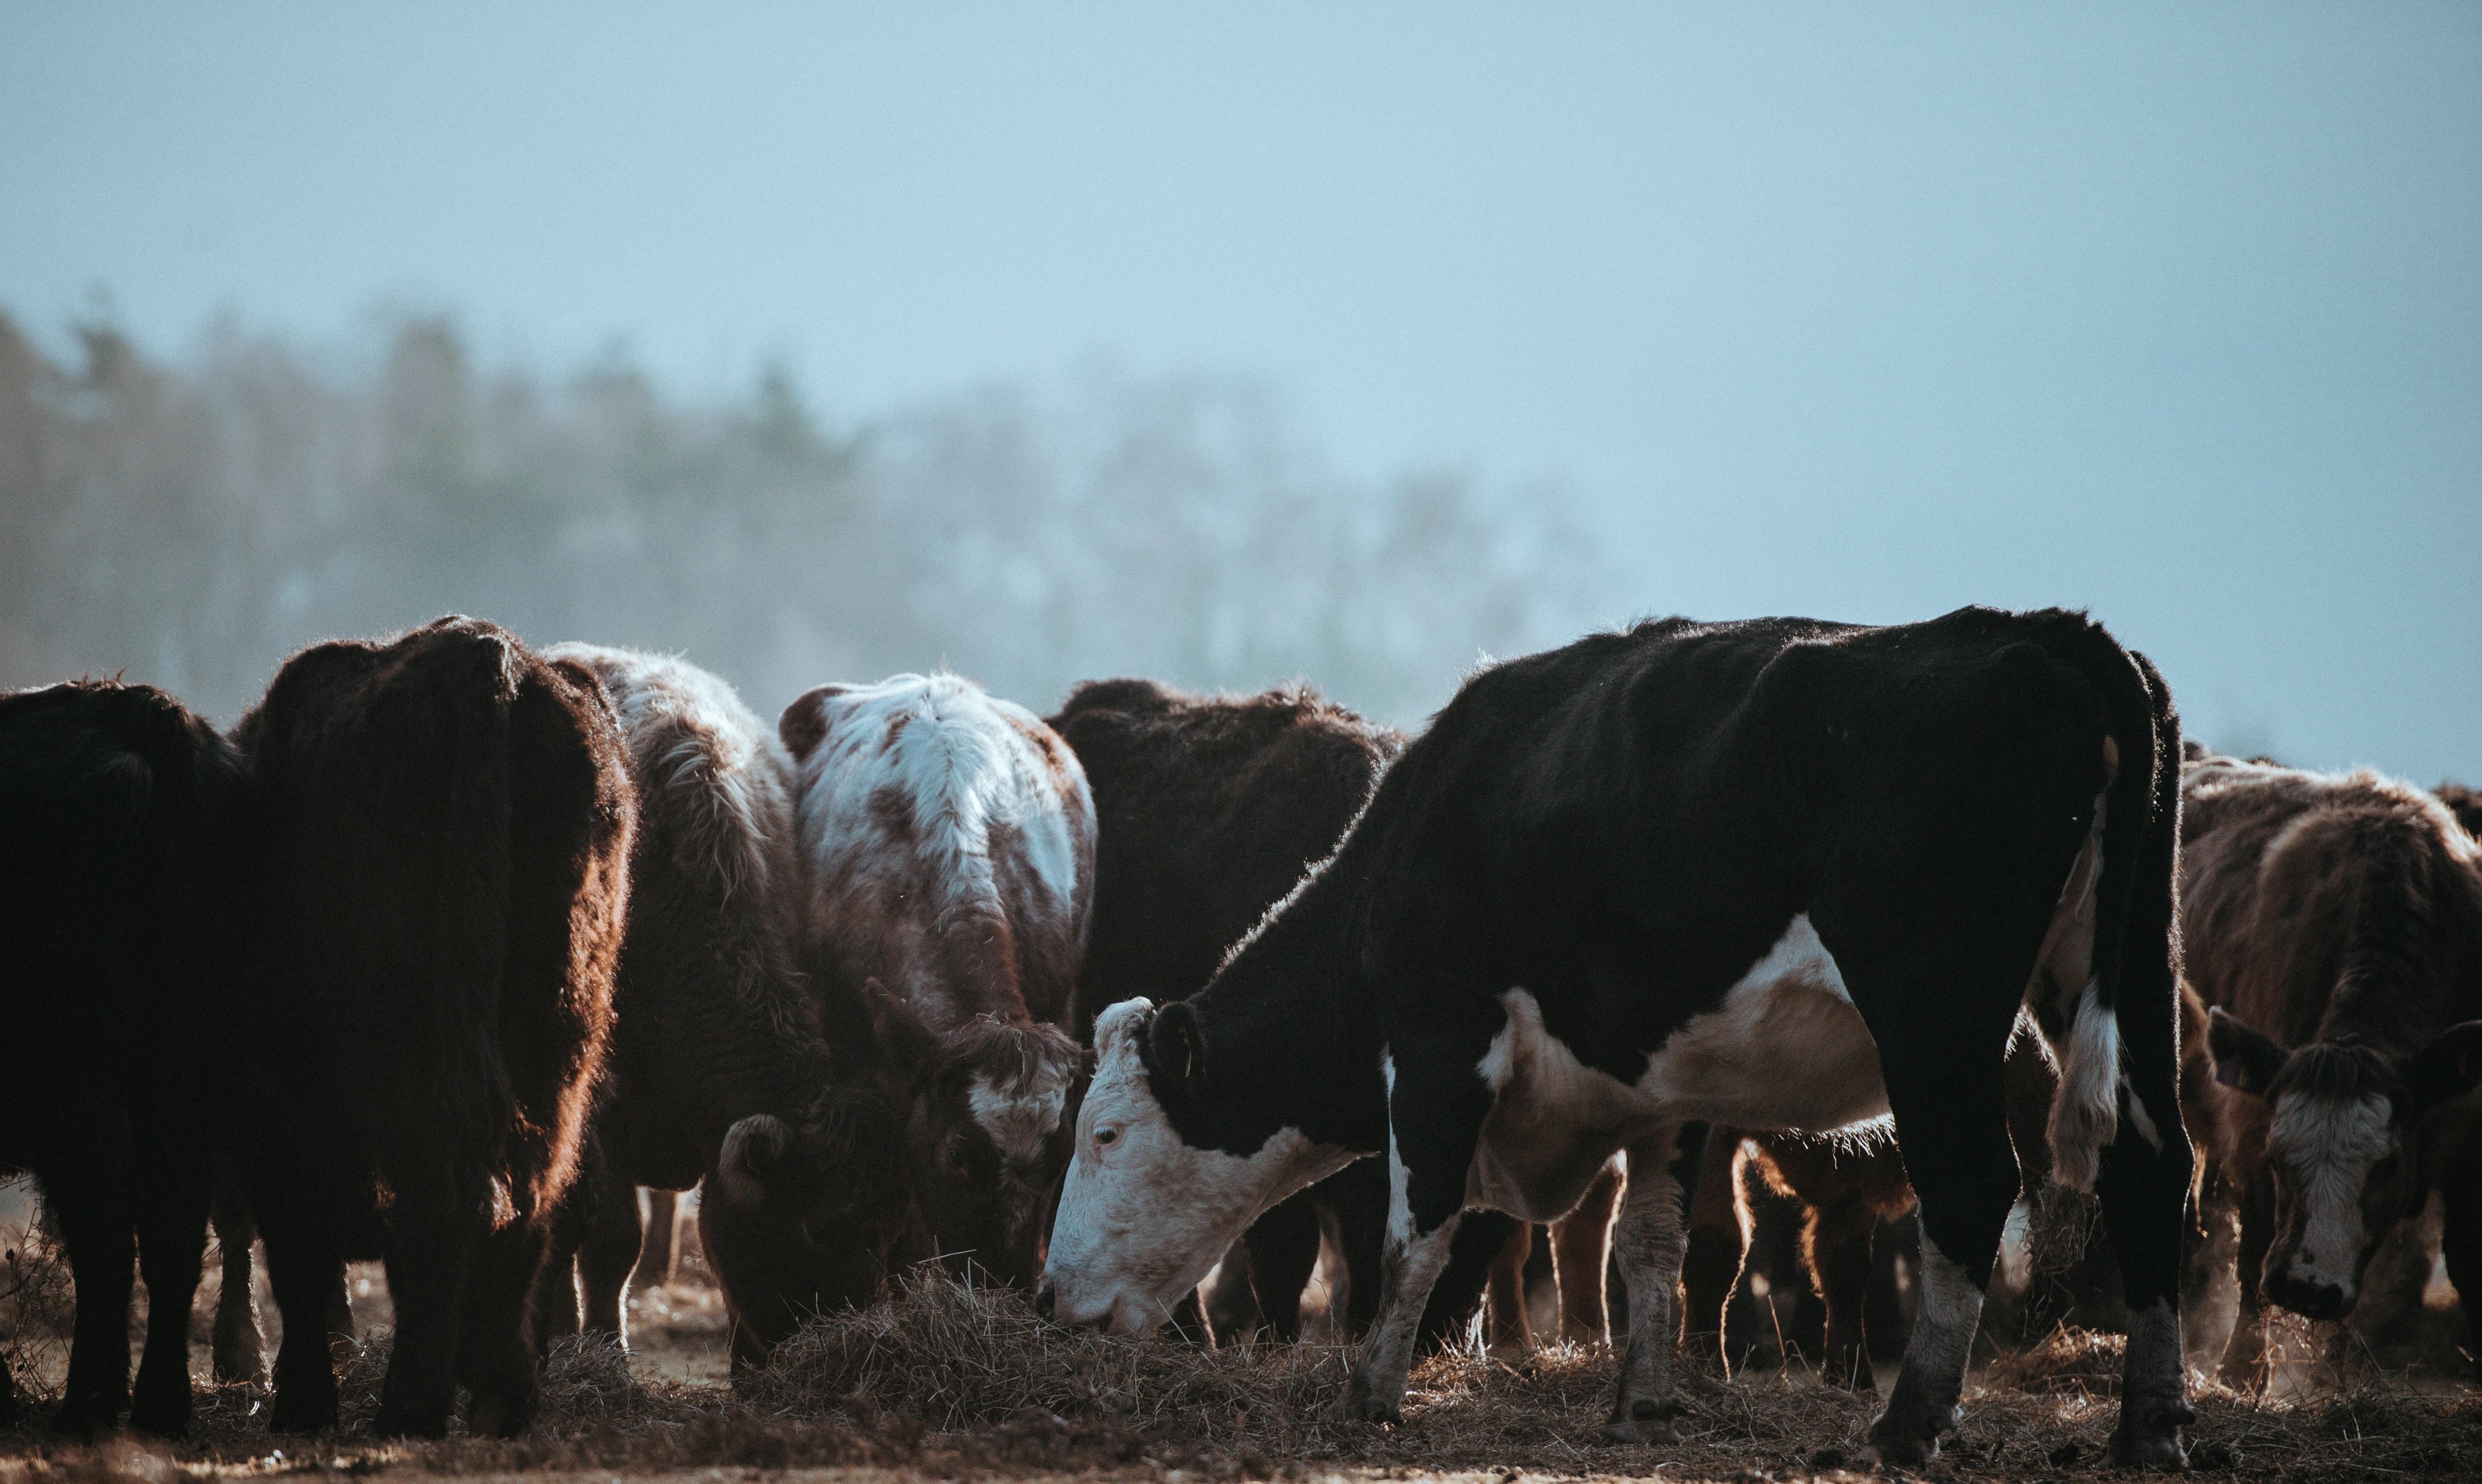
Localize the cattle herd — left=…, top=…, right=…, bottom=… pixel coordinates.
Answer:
left=5, top=606, right=2480, bottom=1473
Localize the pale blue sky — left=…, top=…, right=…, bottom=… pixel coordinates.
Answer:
left=3, top=2, right=2477, bottom=777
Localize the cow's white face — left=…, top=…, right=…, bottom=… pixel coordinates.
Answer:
left=2262, top=1090, right=2404, bottom=1316
left=1040, top=998, right=1350, bottom=1332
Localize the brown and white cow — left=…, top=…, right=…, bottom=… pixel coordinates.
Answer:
left=537, top=645, right=912, bottom=1366
left=782, top=673, right=1094, bottom=1289
left=2186, top=754, right=2482, bottom=1384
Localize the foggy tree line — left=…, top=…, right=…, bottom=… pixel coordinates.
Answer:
left=0, top=308, right=1625, bottom=727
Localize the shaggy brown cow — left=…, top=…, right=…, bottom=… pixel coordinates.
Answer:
left=221, top=617, right=633, bottom=1437
left=2186, top=754, right=2482, bottom=1385
left=782, top=673, right=1093, bottom=1290
left=2436, top=781, right=2482, bottom=841
left=534, top=646, right=910, bottom=1366
left=1047, top=677, right=1512, bottom=1348
left=1, top=681, right=243, bottom=1437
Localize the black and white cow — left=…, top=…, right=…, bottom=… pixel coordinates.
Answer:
left=1040, top=608, right=2193, bottom=1468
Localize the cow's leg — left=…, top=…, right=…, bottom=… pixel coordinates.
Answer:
left=1485, top=1223, right=1535, bottom=1358
left=2439, top=1140, right=2482, bottom=1383
left=1339, top=1033, right=1495, bottom=1425
left=459, top=1216, right=550, bottom=1437
left=1201, top=1241, right=1262, bottom=1345
left=49, top=1165, right=139, bottom=1439
left=1858, top=1046, right=2018, bottom=1468
left=128, top=1151, right=212, bottom=1436
left=1603, top=1123, right=1706, bottom=1443
left=1804, top=1186, right=1881, bottom=1390
left=630, top=1189, right=680, bottom=1292
left=372, top=1171, right=478, bottom=1439
left=1680, top=1137, right=1744, bottom=1366
left=2215, top=1173, right=2273, bottom=1386
left=1554, top=1159, right=1624, bottom=1345
left=1240, top=1192, right=1323, bottom=1343
left=258, top=1207, right=344, bottom=1433
left=2094, top=1045, right=2196, bottom=1464
left=208, top=1171, right=267, bottom=1384
left=575, top=1168, right=642, bottom=1342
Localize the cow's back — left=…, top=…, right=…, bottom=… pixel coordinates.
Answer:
left=1048, top=678, right=1402, bottom=1036
left=2181, top=757, right=2482, bottom=1054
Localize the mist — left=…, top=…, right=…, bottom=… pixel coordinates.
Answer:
left=0, top=308, right=1619, bottom=729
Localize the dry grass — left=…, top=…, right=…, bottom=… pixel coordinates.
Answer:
left=4, top=1269, right=2480, bottom=1480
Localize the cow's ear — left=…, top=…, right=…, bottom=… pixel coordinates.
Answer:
left=863, top=976, right=940, bottom=1093
left=778, top=684, right=851, bottom=763
left=2206, top=1007, right=2286, bottom=1098
left=2408, top=1020, right=2482, bottom=1117
left=717, top=1114, right=791, bottom=1207
left=1149, top=1001, right=1206, bottom=1096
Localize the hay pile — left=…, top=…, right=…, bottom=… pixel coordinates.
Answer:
left=6, top=1270, right=2482, bottom=1481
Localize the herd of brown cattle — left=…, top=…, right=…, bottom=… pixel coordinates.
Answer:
left=5, top=612, right=2480, bottom=1443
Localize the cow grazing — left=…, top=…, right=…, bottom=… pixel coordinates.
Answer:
left=1047, top=677, right=1512, bottom=1346
left=1, top=681, right=243, bottom=1437
left=1041, top=608, right=2194, bottom=1468
left=221, top=617, right=633, bottom=1437
left=782, top=673, right=1094, bottom=1289
left=535, top=645, right=910, bottom=1366
left=2184, top=754, right=2482, bottom=1384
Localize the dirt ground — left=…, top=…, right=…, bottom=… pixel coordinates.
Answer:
left=7, top=1184, right=2482, bottom=1484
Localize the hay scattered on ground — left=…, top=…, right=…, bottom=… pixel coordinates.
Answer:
left=5, top=1271, right=2482, bottom=1481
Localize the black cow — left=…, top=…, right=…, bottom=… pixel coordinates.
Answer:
left=1046, top=678, right=1511, bottom=1347
left=534, top=645, right=911, bottom=1367
left=1041, top=608, right=2193, bottom=1468
left=1, top=681, right=243, bottom=1436
left=2187, top=755, right=2482, bottom=1383
left=221, top=617, right=633, bottom=1437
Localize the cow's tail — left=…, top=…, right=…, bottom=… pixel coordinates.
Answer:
left=2039, top=624, right=2178, bottom=1194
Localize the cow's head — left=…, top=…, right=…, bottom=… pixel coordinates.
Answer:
left=1036, top=997, right=1352, bottom=1334
left=865, top=980, right=1088, bottom=1290
left=698, top=1087, right=911, bottom=1365
left=2206, top=1007, right=2482, bottom=1319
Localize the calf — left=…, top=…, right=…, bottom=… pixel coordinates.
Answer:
left=2185, top=754, right=2482, bottom=1384
left=221, top=617, right=633, bottom=1437
left=535, top=646, right=912, bottom=1366
left=1042, top=608, right=2194, bottom=1468
left=1048, top=678, right=1509, bottom=1345
left=1, top=681, right=242, bottom=1436
left=782, top=673, right=1093, bottom=1289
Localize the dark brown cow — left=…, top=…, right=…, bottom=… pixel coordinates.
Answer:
left=535, top=646, right=911, bottom=1368
left=782, top=673, right=1093, bottom=1290
left=2186, top=754, right=2482, bottom=1385
left=221, top=617, right=633, bottom=1437
left=1, top=680, right=243, bottom=1437
left=1047, top=677, right=1512, bottom=1348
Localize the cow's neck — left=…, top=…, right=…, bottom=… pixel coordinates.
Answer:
left=1175, top=850, right=1391, bottom=1159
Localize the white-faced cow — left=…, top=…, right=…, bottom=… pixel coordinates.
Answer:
left=1041, top=608, right=2194, bottom=1469
left=1046, top=677, right=1514, bottom=1347
left=1, top=680, right=243, bottom=1438
left=2186, top=754, right=2482, bottom=1384
left=782, top=673, right=1094, bottom=1289
left=536, top=646, right=912, bottom=1367
left=222, top=617, right=633, bottom=1438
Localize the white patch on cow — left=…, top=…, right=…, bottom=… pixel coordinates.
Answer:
left=788, top=672, right=1094, bottom=1024
left=1467, top=916, right=1885, bottom=1224
left=2268, top=1090, right=2393, bottom=1299
left=2038, top=785, right=2120, bottom=1194
left=1383, top=1054, right=1412, bottom=1247
left=969, top=1064, right=1073, bottom=1169
left=1042, top=999, right=1354, bottom=1333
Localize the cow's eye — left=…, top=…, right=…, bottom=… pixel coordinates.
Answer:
left=1095, top=1125, right=1121, bottom=1149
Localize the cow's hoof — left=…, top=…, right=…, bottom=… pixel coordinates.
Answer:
left=2109, top=1396, right=2194, bottom=1470
left=1860, top=1403, right=1955, bottom=1469
left=128, top=1387, right=191, bottom=1440
left=1335, top=1375, right=1402, bottom=1427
